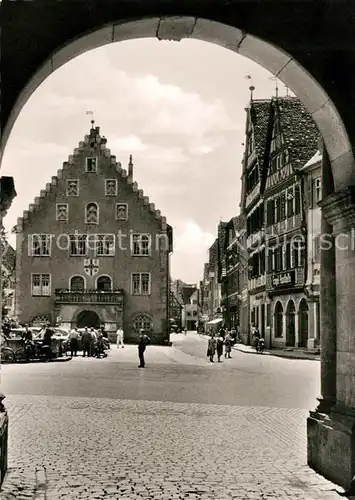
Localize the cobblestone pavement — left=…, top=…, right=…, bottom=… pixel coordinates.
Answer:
left=1, top=394, right=343, bottom=500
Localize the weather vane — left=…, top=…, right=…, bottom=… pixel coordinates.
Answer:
left=86, top=110, right=95, bottom=128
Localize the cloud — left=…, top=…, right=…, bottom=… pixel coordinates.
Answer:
left=174, top=220, right=215, bottom=255
left=109, top=135, right=147, bottom=153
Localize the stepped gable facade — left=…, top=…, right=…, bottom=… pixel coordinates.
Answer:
left=14, top=124, right=172, bottom=344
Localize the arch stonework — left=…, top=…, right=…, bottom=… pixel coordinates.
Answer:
left=3, top=1, right=355, bottom=488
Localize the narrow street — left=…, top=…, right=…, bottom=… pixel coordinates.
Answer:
left=0, top=333, right=340, bottom=499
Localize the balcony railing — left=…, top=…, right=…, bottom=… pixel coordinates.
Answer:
left=245, top=181, right=260, bottom=207
left=55, top=289, right=124, bottom=305
left=265, top=214, right=302, bottom=238
left=248, top=275, right=266, bottom=290
left=247, top=228, right=265, bottom=249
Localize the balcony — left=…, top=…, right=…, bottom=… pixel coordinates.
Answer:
left=55, top=289, right=124, bottom=305
left=245, top=182, right=260, bottom=208
left=248, top=275, right=266, bottom=290
left=247, top=228, right=265, bottom=249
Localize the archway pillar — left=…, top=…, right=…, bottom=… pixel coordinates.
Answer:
left=308, top=164, right=355, bottom=487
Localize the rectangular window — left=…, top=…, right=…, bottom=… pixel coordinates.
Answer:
left=66, top=179, right=79, bottom=196
left=132, top=234, right=151, bottom=256
left=131, top=272, right=151, bottom=295
left=286, top=243, right=291, bottom=269
left=31, top=273, right=51, bottom=296
left=314, top=178, right=322, bottom=204
left=86, top=157, right=97, bottom=172
left=105, top=179, right=118, bottom=196
left=69, top=234, right=87, bottom=256
left=280, top=192, right=286, bottom=221
left=295, top=184, right=301, bottom=215
left=29, top=234, right=51, bottom=256
left=287, top=188, right=294, bottom=217
left=56, top=203, right=68, bottom=222
left=95, top=234, right=115, bottom=256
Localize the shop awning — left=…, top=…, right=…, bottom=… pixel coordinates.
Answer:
left=206, top=318, right=223, bottom=325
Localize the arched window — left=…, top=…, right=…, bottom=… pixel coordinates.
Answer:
left=274, top=301, right=283, bottom=338
left=96, top=275, right=112, bottom=291
left=132, top=314, right=153, bottom=333
left=85, top=202, right=99, bottom=224
left=70, top=275, right=85, bottom=291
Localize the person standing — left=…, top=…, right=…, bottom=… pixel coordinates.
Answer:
left=68, top=328, right=79, bottom=357
left=138, top=329, right=150, bottom=368
left=116, top=324, right=124, bottom=348
left=224, top=331, right=232, bottom=359
left=81, top=327, right=91, bottom=357
left=216, top=334, right=224, bottom=362
left=207, top=335, right=216, bottom=362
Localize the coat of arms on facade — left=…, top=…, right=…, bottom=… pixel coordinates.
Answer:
left=84, top=258, right=99, bottom=276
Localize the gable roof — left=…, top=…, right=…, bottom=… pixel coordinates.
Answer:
left=14, top=125, right=169, bottom=234
left=275, top=97, right=319, bottom=170
left=250, top=99, right=272, bottom=163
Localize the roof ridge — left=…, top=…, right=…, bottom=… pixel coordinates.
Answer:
left=15, top=130, right=168, bottom=233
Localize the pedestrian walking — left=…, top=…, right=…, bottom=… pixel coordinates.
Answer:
left=68, top=328, right=79, bottom=357
left=224, top=331, right=232, bottom=359
left=207, top=335, right=216, bottom=362
left=138, top=329, right=150, bottom=368
left=116, top=324, right=124, bottom=348
left=216, top=335, right=224, bottom=362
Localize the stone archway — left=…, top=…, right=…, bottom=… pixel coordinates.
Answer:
left=285, top=300, right=296, bottom=347
left=76, top=310, right=100, bottom=329
left=298, top=299, right=309, bottom=348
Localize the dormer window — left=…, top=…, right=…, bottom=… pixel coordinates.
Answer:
left=85, top=202, right=99, bottom=224
left=86, top=157, right=97, bottom=172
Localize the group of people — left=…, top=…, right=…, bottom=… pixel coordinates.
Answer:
left=207, top=326, right=234, bottom=363
left=67, top=326, right=108, bottom=358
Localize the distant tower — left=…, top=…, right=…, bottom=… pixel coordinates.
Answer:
left=128, top=154, right=133, bottom=181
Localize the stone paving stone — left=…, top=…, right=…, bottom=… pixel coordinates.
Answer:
left=0, top=394, right=344, bottom=500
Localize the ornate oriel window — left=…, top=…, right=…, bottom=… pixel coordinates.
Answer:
left=85, top=202, right=99, bottom=224
left=116, top=203, right=128, bottom=221
left=132, top=314, right=153, bottom=332
left=105, top=179, right=117, bottom=196
left=86, top=157, right=97, bottom=172
left=66, top=179, right=79, bottom=196
left=56, top=203, right=69, bottom=222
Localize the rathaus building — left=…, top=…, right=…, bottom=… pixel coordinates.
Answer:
left=13, top=123, right=173, bottom=344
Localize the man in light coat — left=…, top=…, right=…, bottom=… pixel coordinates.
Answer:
left=116, top=324, right=124, bottom=348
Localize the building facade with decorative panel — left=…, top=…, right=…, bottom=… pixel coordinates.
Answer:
left=13, top=124, right=172, bottom=344
left=261, top=97, right=319, bottom=348
left=240, top=98, right=271, bottom=344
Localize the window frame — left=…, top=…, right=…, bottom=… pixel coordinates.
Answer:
left=131, top=272, right=151, bottom=295
left=105, top=179, right=118, bottom=196
left=115, top=203, right=128, bottom=221
left=56, top=203, right=69, bottom=222
left=86, top=156, right=98, bottom=173
left=31, top=273, right=51, bottom=296
left=29, top=234, right=52, bottom=257
left=85, top=202, right=99, bottom=224
left=95, top=234, right=115, bottom=256
left=69, top=234, right=88, bottom=256
left=131, top=233, right=151, bottom=256
left=66, top=179, right=80, bottom=197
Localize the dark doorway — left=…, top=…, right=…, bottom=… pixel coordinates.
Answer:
left=286, top=300, right=296, bottom=347
left=76, top=310, right=100, bottom=329
left=298, top=299, right=309, bottom=348
left=274, top=301, right=283, bottom=339
left=70, top=275, right=85, bottom=291
left=261, top=303, right=265, bottom=337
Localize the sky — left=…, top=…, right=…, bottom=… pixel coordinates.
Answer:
left=1, top=38, right=289, bottom=283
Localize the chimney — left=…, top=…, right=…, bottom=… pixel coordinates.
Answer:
left=128, top=154, right=133, bottom=181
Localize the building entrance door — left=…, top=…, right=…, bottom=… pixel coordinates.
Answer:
left=286, top=300, right=296, bottom=347
left=76, top=310, right=100, bottom=329
left=298, top=299, right=309, bottom=348
left=261, top=304, right=265, bottom=337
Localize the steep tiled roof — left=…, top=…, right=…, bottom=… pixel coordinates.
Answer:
left=250, top=99, right=271, bottom=162
left=299, top=150, right=322, bottom=170
left=276, top=97, right=319, bottom=170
